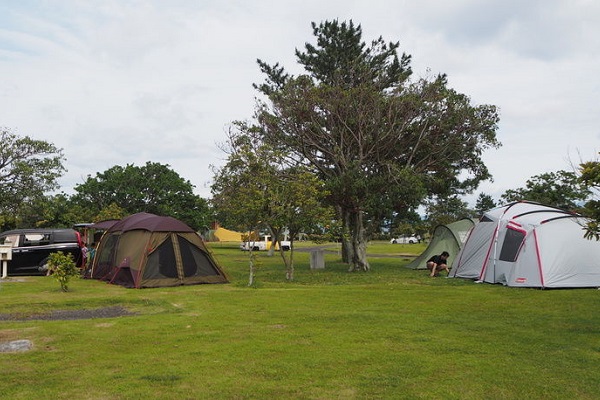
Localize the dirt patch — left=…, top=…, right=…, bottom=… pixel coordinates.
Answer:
left=0, top=327, right=36, bottom=341
left=0, top=306, right=136, bottom=321
left=0, top=277, right=31, bottom=283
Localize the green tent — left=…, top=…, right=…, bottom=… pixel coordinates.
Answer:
left=406, top=218, right=476, bottom=269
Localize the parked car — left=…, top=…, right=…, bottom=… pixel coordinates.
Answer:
left=0, top=228, right=84, bottom=276
left=240, top=235, right=291, bottom=251
left=390, top=235, right=420, bottom=244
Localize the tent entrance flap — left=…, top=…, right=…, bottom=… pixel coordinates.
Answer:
left=178, top=235, right=222, bottom=277
left=144, top=236, right=178, bottom=280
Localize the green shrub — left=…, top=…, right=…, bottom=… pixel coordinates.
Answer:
left=47, top=251, right=79, bottom=292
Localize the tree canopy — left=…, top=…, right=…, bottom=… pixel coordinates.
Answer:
left=14, top=193, right=91, bottom=229
left=253, top=20, right=500, bottom=271
left=501, top=170, right=590, bottom=211
left=211, top=123, right=332, bottom=281
left=72, top=162, right=210, bottom=231
left=579, top=157, right=600, bottom=239
left=425, top=196, right=475, bottom=229
left=474, top=193, right=497, bottom=216
left=0, top=128, right=66, bottom=229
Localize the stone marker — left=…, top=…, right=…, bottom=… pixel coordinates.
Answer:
left=310, top=249, right=325, bottom=270
left=0, top=339, right=33, bottom=353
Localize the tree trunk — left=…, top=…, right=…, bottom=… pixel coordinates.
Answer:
left=267, top=226, right=279, bottom=257
left=341, top=236, right=353, bottom=264
left=248, top=250, right=256, bottom=286
left=278, top=238, right=295, bottom=281
left=347, top=209, right=370, bottom=272
left=338, top=206, right=354, bottom=264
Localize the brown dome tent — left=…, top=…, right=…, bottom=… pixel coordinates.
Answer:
left=89, top=212, right=228, bottom=288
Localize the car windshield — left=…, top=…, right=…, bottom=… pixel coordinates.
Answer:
left=0, top=234, right=20, bottom=247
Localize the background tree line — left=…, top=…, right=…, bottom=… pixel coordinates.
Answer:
left=2, top=127, right=598, bottom=244
left=0, top=128, right=210, bottom=232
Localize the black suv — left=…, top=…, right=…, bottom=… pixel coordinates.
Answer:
left=0, top=229, right=84, bottom=276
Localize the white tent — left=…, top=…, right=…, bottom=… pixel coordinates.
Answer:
left=450, top=201, right=600, bottom=288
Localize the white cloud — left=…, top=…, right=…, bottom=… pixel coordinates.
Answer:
left=1, top=0, right=599, bottom=205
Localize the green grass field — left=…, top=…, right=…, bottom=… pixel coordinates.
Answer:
left=0, top=241, right=599, bottom=399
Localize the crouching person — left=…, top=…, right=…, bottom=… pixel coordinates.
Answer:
left=427, top=251, right=450, bottom=277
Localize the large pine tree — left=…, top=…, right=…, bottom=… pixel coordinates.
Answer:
left=255, top=20, right=500, bottom=271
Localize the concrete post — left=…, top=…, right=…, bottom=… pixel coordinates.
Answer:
left=310, top=249, right=325, bottom=270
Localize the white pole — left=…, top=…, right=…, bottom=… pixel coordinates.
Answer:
left=1, top=239, right=11, bottom=279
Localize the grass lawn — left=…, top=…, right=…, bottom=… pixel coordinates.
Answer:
left=0, top=241, right=599, bottom=399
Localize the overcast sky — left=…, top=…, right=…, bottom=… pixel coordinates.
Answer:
left=1, top=0, right=599, bottom=206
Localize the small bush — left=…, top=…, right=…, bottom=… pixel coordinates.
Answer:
left=47, top=251, right=80, bottom=292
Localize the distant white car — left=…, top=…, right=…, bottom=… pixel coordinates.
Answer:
left=240, top=235, right=291, bottom=251
left=390, top=235, right=419, bottom=244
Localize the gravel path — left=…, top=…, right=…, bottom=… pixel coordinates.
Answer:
left=294, top=245, right=417, bottom=258
left=0, top=306, right=136, bottom=321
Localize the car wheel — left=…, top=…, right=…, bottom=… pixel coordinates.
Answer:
left=409, top=240, right=415, bottom=244
left=391, top=239, right=397, bottom=244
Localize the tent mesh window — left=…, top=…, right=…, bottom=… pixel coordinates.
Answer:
left=178, top=236, right=220, bottom=277
left=94, top=233, right=120, bottom=274
left=146, top=237, right=178, bottom=278
left=499, top=228, right=526, bottom=262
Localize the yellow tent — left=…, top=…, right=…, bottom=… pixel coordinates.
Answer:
left=212, top=227, right=243, bottom=242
